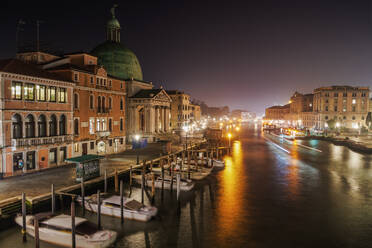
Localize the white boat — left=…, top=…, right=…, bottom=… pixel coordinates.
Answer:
left=77, top=195, right=157, bottom=222
left=139, top=175, right=194, bottom=191
left=211, top=159, right=225, bottom=168
left=15, top=213, right=117, bottom=248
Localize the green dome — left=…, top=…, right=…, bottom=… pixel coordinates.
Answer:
left=107, top=18, right=120, bottom=29
left=91, top=41, right=143, bottom=81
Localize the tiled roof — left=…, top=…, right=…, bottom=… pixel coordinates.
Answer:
left=0, top=59, right=71, bottom=82
left=131, top=89, right=163, bottom=98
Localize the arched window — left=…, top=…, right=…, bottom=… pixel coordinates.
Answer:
left=25, top=114, right=35, bottom=138
left=12, top=114, right=23, bottom=139
left=89, top=95, right=94, bottom=109
left=38, top=114, right=47, bottom=137
left=49, top=114, right=57, bottom=136
left=74, top=119, right=79, bottom=135
left=102, top=96, right=106, bottom=111
left=97, top=96, right=101, bottom=112
left=109, top=118, right=112, bottom=131
left=120, top=98, right=123, bottom=110
left=59, top=115, right=66, bottom=135
left=74, top=93, right=79, bottom=109
left=108, top=97, right=112, bottom=109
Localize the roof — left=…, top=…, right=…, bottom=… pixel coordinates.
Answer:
left=314, top=85, right=369, bottom=91
left=41, top=214, right=86, bottom=229
left=267, top=104, right=290, bottom=109
left=65, top=154, right=104, bottom=164
left=166, top=90, right=188, bottom=95
left=0, top=59, right=72, bottom=82
left=131, top=89, right=162, bottom=98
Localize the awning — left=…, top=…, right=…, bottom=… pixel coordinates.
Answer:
left=65, top=154, right=104, bottom=164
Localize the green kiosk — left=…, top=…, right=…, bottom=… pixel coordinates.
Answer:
left=65, top=154, right=104, bottom=182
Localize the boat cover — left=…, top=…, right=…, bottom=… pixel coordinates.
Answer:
left=41, top=214, right=86, bottom=229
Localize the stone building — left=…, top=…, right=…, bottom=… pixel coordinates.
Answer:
left=264, top=104, right=290, bottom=122
left=313, top=86, right=369, bottom=129
left=43, top=53, right=127, bottom=156
left=190, top=104, right=201, bottom=122
left=0, top=59, right=74, bottom=177
left=167, top=90, right=192, bottom=130
left=286, top=92, right=315, bottom=128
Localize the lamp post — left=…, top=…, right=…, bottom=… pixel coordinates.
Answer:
left=135, top=134, right=140, bottom=165
left=227, top=132, right=232, bottom=148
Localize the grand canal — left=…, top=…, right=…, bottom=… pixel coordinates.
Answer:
left=1, top=125, right=372, bottom=247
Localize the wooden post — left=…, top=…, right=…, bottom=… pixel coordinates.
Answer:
left=150, top=160, right=153, bottom=173
left=59, top=194, right=64, bottom=212
left=187, top=151, right=190, bottom=166
left=161, top=159, right=164, bottom=191
left=51, top=184, right=55, bottom=215
left=216, top=147, right=219, bottom=160
left=21, top=192, right=26, bottom=242
left=81, top=177, right=85, bottom=215
left=34, top=216, right=40, bottom=248
left=115, top=169, right=119, bottom=193
left=120, top=180, right=124, bottom=224
left=151, top=173, right=155, bottom=198
left=129, top=166, right=133, bottom=194
left=170, top=161, right=174, bottom=191
left=181, top=151, right=185, bottom=172
left=201, top=152, right=204, bottom=167
left=97, top=190, right=101, bottom=230
left=187, top=152, right=191, bottom=180
left=104, top=169, right=107, bottom=193
left=176, top=173, right=181, bottom=201
left=71, top=200, right=76, bottom=248
left=141, top=166, right=144, bottom=204
left=167, top=156, right=171, bottom=174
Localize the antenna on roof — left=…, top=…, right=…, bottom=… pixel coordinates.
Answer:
left=16, top=19, right=26, bottom=53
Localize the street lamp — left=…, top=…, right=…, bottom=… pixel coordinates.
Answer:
left=134, top=134, right=140, bottom=165
left=183, top=126, right=189, bottom=151
left=227, top=132, right=232, bottom=147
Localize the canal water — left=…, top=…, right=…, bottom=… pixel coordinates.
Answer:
left=1, top=124, right=372, bottom=247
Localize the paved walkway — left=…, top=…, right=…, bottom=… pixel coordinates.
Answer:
left=0, top=143, right=183, bottom=201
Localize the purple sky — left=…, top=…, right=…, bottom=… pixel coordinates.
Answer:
left=1, top=0, right=372, bottom=115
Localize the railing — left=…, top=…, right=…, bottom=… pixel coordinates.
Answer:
left=96, top=131, right=111, bottom=138
left=12, top=135, right=73, bottom=147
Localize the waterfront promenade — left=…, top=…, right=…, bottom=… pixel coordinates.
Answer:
left=0, top=142, right=183, bottom=201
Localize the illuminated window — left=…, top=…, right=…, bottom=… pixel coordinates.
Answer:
left=96, top=118, right=100, bottom=131
left=89, top=118, right=95, bottom=134
left=352, top=99, right=356, bottom=104
left=11, top=81, right=22, bottom=99
left=59, top=88, right=67, bottom=103
left=36, top=85, right=46, bottom=101
left=24, top=83, right=35, bottom=100
left=74, top=143, right=79, bottom=152
left=49, top=87, right=56, bottom=102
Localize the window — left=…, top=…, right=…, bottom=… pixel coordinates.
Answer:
left=74, top=143, right=79, bottom=152
left=120, top=118, right=123, bottom=131
left=36, top=85, right=46, bottom=101
left=362, top=116, right=365, bottom=120
left=90, top=142, right=95, bottom=150
left=59, top=115, right=66, bottom=135
left=12, top=114, right=23, bottom=139
left=343, top=106, right=346, bottom=112
left=108, top=97, right=112, bottom=109
left=325, top=116, right=328, bottom=120
left=11, top=81, right=22, bottom=100
left=74, top=93, right=79, bottom=109
left=109, top=80, right=112, bottom=87
left=120, top=138, right=123, bottom=144
left=59, top=88, right=67, bottom=103
left=352, top=106, right=356, bottom=112
left=109, top=118, right=112, bottom=131
left=96, top=118, right=100, bottom=131
left=102, top=118, right=106, bottom=131
left=325, top=99, right=329, bottom=104
left=74, top=73, right=78, bottom=82
left=24, top=83, right=35, bottom=100
left=90, top=95, right=94, bottom=109
left=352, top=99, right=356, bottom=104
left=362, top=92, right=366, bottom=97
left=120, top=98, right=123, bottom=110
left=96, top=78, right=99, bottom=85
left=38, top=115, right=47, bottom=137
left=334, top=93, right=338, bottom=97
left=49, top=87, right=56, bottom=102
left=352, top=116, right=356, bottom=120
left=89, top=118, right=95, bottom=134
left=25, top=114, right=35, bottom=138
left=90, top=77, right=94, bottom=84
left=334, top=106, right=337, bottom=111
left=103, top=79, right=106, bottom=86
left=109, top=139, right=112, bottom=146
left=120, top=83, right=123, bottom=89
left=49, top=115, right=57, bottom=136
left=97, top=96, right=101, bottom=112
left=325, top=106, right=328, bottom=111
left=49, top=148, right=57, bottom=164
left=352, top=92, right=357, bottom=97
left=343, top=116, right=346, bottom=120
left=343, top=93, right=347, bottom=97
left=74, top=119, right=79, bottom=135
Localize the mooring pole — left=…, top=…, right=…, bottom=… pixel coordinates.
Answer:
left=161, top=159, right=164, bottom=191
left=115, top=169, right=119, bottom=193
left=97, top=190, right=101, bottom=230
left=71, top=199, right=76, bottom=248
left=81, top=177, right=85, bottom=215
left=21, top=192, right=26, bottom=243
left=120, top=180, right=124, bottom=224
left=51, top=184, right=55, bottom=215
left=141, top=163, right=145, bottom=204
left=129, top=166, right=133, bottom=195
left=34, top=216, right=40, bottom=248
left=176, top=173, right=181, bottom=201
left=151, top=173, right=155, bottom=202
left=104, top=169, right=107, bottom=193
left=170, top=161, right=174, bottom=191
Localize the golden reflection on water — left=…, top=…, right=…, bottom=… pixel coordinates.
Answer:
left=216, top=141, right=245, bottom=239
left=287, top=145, right=299, bottom=198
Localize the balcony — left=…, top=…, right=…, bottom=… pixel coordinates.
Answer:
left=96, top=131, right=111, bottom=138
left=12, top=135, right=73, bottom=147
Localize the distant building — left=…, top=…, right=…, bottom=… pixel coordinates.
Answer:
left=313, top=86, right=369, bottom=129
left=264, top=104, right=290, bottom=122
left=286, top=92, right=315, bottom=128
left=0, top=59, right=74, bottom=177
left=167, top=90, right=191, bottom=130
left=190, top=104, right=201, bottom=122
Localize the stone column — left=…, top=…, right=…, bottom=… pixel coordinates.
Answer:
left=155, top=107, right=159, bottom=133
left=150, top=106, right=155, bottom=134
left=165, top=107, right=170, bottom=132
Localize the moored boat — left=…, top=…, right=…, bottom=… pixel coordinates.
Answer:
left=15, top=213, right=117, bottom=248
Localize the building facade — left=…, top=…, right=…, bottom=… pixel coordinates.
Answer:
left=0, top=59, right=74, bottom=177
left=313, top=86, right=369, bottom=129
left=167, top=90, right=192, bottom=130
left=264, top=104, right=290, bottom=123
left=190, top=104, right=201, bottom=122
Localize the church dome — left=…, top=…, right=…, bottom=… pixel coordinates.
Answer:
left=91, top=6, right=143, bottom=81
left=91, top=41, right=143, bottom=80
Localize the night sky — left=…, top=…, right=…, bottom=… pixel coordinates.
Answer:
left=1, top=0, right=372, bottom=115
